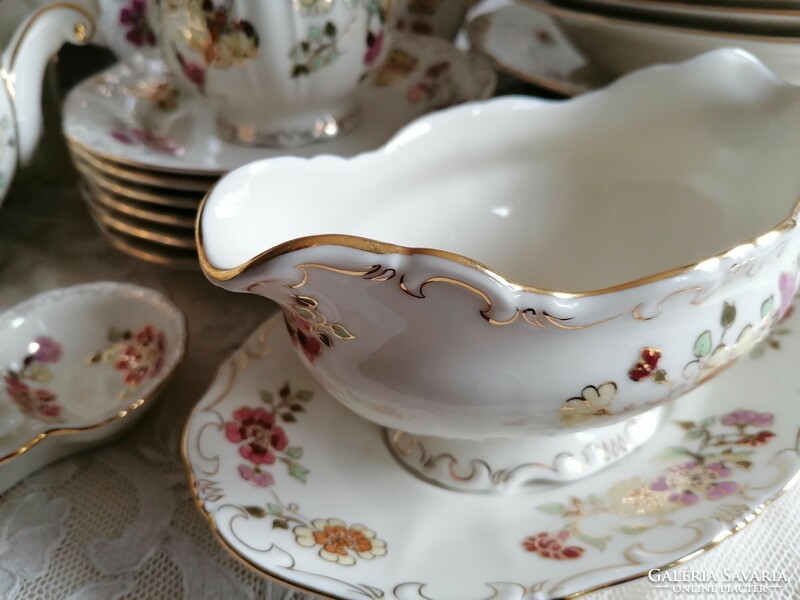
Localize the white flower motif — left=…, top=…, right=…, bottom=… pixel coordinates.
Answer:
left=695, top=345, right=731, bottom=383
left=559, top=382, right=618, bottom=426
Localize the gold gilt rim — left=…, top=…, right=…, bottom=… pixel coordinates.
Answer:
left=69, top=143, right=216, bottom=192
left=98, top=227, right=199, bottom=269
left=466, top=11, right=584, bottom=97
left=65, top=134, right=228, bottom=178
left=88, top=203, right=196, bottom=251
left=627, top=0, right=800, bottom=19
left=196, top=177, right=800, bottom=296
left=179, top=316, right=800, bottom=600
left=525, top=0, right=800, bottom=42
left=0, top=289, right=188, bottom=467
left=81, top=180, right=196, bottom=229
left=73, top=157, right=204, bottom=210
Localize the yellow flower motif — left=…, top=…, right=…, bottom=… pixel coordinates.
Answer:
left=294, top=518, right=387, bottom=566
left=695, top=345, right=731, bottom=384
left=559, top=382, right=617, bottom=426
left=607, top=477, right=678, bottom=517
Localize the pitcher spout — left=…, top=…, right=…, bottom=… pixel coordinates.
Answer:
left=1, top=0, right=97, bottom=165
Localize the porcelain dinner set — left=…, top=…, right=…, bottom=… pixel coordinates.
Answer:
left=2, top=0, right=800, bottom=598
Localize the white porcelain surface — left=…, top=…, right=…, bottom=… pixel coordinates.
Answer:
left=531, top=0, right=800, bottom=83
left=467, top=3, right=610, bottom=95
left=63, top=33, right=496, bottom=174
left=158, top=0, right=394, bottom=146
left=549, top=0, right=800, bottom=34
left=0, top=1, right=95, bottom=204
left=0, top=282, right=187, bottom=493
left=200, top=50, right=800, bottom=446
left=184, top=308, right=800, bottom=599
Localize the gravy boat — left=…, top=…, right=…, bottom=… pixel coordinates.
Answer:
left=199, top=49, right=800, bottom=493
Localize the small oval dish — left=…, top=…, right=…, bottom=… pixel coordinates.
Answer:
left=0, top=282, right=186, bottom=493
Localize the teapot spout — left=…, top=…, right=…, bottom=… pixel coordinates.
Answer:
left=1, top=0, right=97, bottom=165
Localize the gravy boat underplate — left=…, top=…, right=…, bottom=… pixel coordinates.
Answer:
left=199, top=49, right=800, bottom=493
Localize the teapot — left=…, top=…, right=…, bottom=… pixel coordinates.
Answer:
left=198, top=50, right=800, bottom=493
left=0, top=2, right=96, bottom=204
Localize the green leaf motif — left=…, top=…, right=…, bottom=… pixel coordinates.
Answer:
left=675, top=421, right=696, bottom=431
left=295, top=389, right=314, bottom=402
left=721, top=302, right=737, bottom=328
left=615, top=523, right=651, bottom=535
left=572, top=530, right=610, bottom=551
left=295, top=306, right=315, bottom=320
left=289, top=463, right=309, bottom=483
left=244, top=506, right=266, bottom=518
left=331, top=324, right=354, bottom=340
left=286, top=446, right=304, bottom=459
left=654, top=446, right=689, bottom=461
left=267, top=503, right=283, bottom=516
left=699, top=416, right=715, bottom=428
left=761, top=296, right=775, bottom=319
left=693, top=330, right=713, bottom=358
left=324, top=21, right=337, bottom=37
left=685, top=429, right=705, bottom=439
left=260, top=390, right=274, bottom=404
left=538, top=502, right=567, bottom=515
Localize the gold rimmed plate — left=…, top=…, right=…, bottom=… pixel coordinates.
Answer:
left=182, top=309, right=800, bottom=599
left=80, top=180, right=196, bottom=228
left=85, top=200, right=196, bottom=251
left=98, top=227, right=199, bottom=270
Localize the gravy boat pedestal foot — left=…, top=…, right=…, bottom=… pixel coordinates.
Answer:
left=385, top=406, right=666, bottom=493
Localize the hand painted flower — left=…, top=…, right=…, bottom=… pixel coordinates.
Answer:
left=237, top=464, right=274, bottom=487
left=31, top=337, right=62, bottom=363
left=721, top=410, right=774, bottom=428
left=606, top=477, right=678, bottom=517
left=119, top=0, right=156, bottom=47
left=285, top=314, right=323, bottom=363
left=695, top=345, right=731, bottom=384
left=735, top=430, right=775, bottom=447
left=294, top=519, right=387, bottom=565
left=522, top=531, right=584, bottom=560
left=559, top=382, right=617, bottom=426
left=649, top=461, right=738, bottom=505
left=364, top=30, right=385, bottom=65
left=628, top=347, right=666, bottom=383
left=4, top=376, right=61, bottom=419
left=114, top=325, right=166, bottom=385
left=225, top=406, right=289, bottom=466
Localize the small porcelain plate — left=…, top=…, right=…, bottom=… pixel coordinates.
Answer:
left=0, top=282, right=187, bottom=493
left=63, top=33, right=497, bottom=176
left=184, top=307, right=800, bottom=599
left=468, top=3, right=610, bottom=96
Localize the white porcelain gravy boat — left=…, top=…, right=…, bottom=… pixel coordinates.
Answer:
left=199, top=50, right=800, bottom=492
left=0, top=2, right=96, bottom=204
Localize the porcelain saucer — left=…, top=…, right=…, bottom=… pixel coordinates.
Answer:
left=468, top=3, right=610, bottom=96
left=63, top=33, right=497, bottom=177
left=183, top=307, right=800, bottom=599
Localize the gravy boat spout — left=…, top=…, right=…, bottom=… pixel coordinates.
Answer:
left=199, top=49, right=800, bottom=493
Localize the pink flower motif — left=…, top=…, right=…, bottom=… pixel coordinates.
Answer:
left=649, top=461, right=738, bottom=505
left=119, top=0, right=156, bottom=47
left=4, top=376, right=61, bottom=419
left=779, top=272, right=797, bottom=318
left=522, top=530, right=584, bottom=560
left=364, top=30, right=384, bottom=65
left=32, top=337, right=62, bottom=363
left=721, top=410, right=774, bottom=428
left=225, top=406, right=290, bottom=466
left=238, top=464, right=275, bottom=487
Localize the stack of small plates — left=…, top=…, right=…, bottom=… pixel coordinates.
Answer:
left=64, top=33, right=497, bottom=269
left=525, top=0, right=800, bottom=84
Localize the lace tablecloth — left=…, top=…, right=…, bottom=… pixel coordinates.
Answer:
left=1, top=4, right=798, bottom=596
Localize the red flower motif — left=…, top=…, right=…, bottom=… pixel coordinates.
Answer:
left=4, top=376, right=61, bottom=419
left=112, top=325, right=166, bottom=386
left=522, top=531, right=584, bottom=560
left=364, top=30, right=384, bottom=65
left=735, top=430, right=775, bottom=447
left=285, top=314, right=323, bottom=363
left=628, top=348, right=664, bottom=382
left=225, top=407, right=289, bottom=466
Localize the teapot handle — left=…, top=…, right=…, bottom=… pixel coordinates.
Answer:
left=1, top=0, right=98, bottom=165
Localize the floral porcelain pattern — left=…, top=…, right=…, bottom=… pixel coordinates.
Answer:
left=216, top=380, right=387, bottom=567
left=283, top=294, right=355, bottom=363
left=119, top=0, right=157, bottom=47
left=185, top=311, right=800, bottom=599
left=90, top=325, right=167, bottom=396
left=3, top=337, right=64, bottom=420
left=525, top=409, right=777, bottom=560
